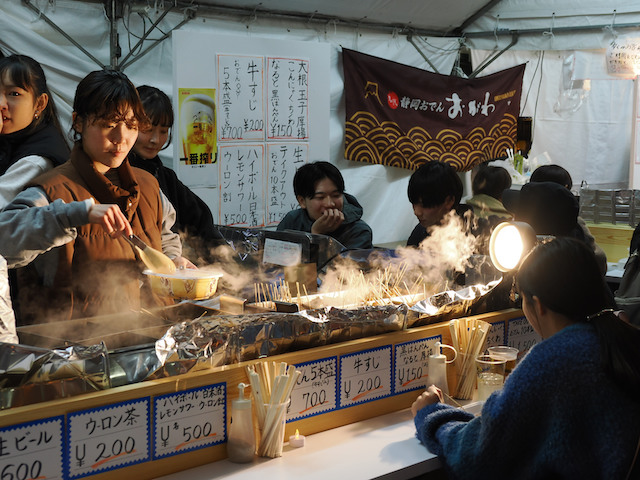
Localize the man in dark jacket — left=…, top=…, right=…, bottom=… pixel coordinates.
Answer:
left=277, top=161, right=373, bottom=250
left=407, top=160, right=473, bottom=246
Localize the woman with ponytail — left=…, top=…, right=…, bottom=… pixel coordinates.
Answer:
left=411, top=237, right=640, bottom=479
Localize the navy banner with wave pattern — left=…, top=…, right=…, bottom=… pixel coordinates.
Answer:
left=343, top=48, right=525, bottom=172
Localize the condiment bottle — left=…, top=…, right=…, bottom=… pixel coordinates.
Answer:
left=227, top=382, right=256, bottom=463
left=429, top=342, right=457, bottom=395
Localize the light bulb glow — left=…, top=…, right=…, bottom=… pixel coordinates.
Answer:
left=494, top=225, right=524, bottom=271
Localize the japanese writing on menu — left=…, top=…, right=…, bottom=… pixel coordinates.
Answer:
left=218, top=55, right=265, bottom=141
left=266, top=143, right=308, bottom=225
left=154, top=383, right=226, bottom=459
left=267, top=57, right=309, bottom=139
left=339, top=346, right=392, bottom=407
left=67, top=398, right=150, bottom=478
left=289, top=357, right=338, bottom=421
left=219, top=144, right=265, bottom=227
left=394, top=336, right=440, bottom=394
left=0, top=417, right=64, bottom=480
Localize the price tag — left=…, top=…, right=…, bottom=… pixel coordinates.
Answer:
left=507, top=316, right=542, bottom=354
left=153, top=383, right=226, bottom=459
left=0, top=416, right=64, bottom=480
left=485, top=321, right=506, bottom=348
left=339, top=345, right=392, bottom=407
left=67, top=398, right=149, bottom=478
left=394, top=335, right=440, bottom=394
left=289, top=357, right=338, bottom=420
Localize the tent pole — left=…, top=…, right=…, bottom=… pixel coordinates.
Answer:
left=118, top=4, right=175, bottom=68
left=468, top=33, right=518, bottom=79
left=406, top=35, right=441, bottom=74
left=21, top=0, right=106, bottom=69
left=119, top=13, right=195, bottom=71
left=465, top=22, right=640, bottom=39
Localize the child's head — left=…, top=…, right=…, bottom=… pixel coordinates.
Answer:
left=133, top=85, right=173, bottom=159
left=530, top=164, right=572, bottom=190
left=294, top=161, right=345, bottom=220
left=472, top=165, right=512, bottom=199
left=0, top=54, right=61, bottom=135
left=72, top=70, right=149, bottom=171
left=408, top=161, right=462, bottom=228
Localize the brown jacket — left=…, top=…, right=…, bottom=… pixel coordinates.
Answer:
left=19, top=145, right=169, bottom=322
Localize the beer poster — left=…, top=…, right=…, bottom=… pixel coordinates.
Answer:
left=178, top=88, right=217, bottom=165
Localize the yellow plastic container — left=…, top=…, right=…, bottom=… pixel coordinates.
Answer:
left=144, top=270, right=223, bottom=300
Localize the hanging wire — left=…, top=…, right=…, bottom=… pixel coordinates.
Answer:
left=542, top=12, right=555, bottom=39
left=603, top=9, right=619, bottom=39
left=521, top=50, right=543, bottom=113
left=530, top=50, right=546, bottom=145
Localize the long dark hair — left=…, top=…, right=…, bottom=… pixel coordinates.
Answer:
left=72, top=69, right=149, bottom=141
left=0, top=54, right=64, bottom=137
left=136, top=85, right=173, bottom=149
left=516, top=237, right=640, bottom=398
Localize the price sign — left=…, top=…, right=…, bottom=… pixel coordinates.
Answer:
left=507, top=316, right=542, bottom=354
left=394, top=335, right=440, bottom=394
left=289, top=357, right=338, bottom=421
left=67, top=398, right=149, bottom=478
left=0, top=416, right=63, bottom=480
left=485, top=321, right=506, bottom=348
left=339, top=346, right=392, bottom=407
left=153, top=383, right=226, bottom=459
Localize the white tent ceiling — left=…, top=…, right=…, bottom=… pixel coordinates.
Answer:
left=3, top=0, right=640, bottom=246
left=186, top=0, right=498, bottom=35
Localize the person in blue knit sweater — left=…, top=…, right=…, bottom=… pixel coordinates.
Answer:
left=412, top=237, right=640, bottom=479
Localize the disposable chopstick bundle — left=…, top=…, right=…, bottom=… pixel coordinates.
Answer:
left=448, top=318, right=490, bottom=399
left=245, top=361, right=301, bottom=457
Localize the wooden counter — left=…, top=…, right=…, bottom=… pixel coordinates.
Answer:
left=0, top=308, right=526, bottom=480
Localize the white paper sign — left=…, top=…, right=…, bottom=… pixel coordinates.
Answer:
left=218, top=54, right=265, bottom=141
left=0, top=416, right=64, bottom=480
left=153, top=383, right=226, bottom=459
left=339, top=346, right=392, bottom=407
left=267, top=57, right=309, bottom=140
left=219, top=144, right=265, bottom=227
left=606, top=37, right=640, bottom=77
left=485, top=321, right=506, bottom=348
left=262, top=238, right=302, bottom=266
left=289, top=357, right=338, bottom=421
left=507, top=316, right=542, bottom=355
left=67, top=398, right=149, bottom=478
left=266, top=143, right=307, bottom=226
left=394, top=335, right=440, bottom=394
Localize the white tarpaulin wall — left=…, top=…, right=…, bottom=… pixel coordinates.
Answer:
left=471, top=49, right=634, bottom=191
left=1, top=0, right=638, bottom=245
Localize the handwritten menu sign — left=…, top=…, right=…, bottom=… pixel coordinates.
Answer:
left=267, top=57, right=309, bottom=140
left=218, top=54, right=265, bottom=141
left=485, top=321, right=506, bottom=348
left=606, top=37, right=640, bottom=77
left=153, top=383, right=226, bottom=459
left=219, top=144, right=265, bottom=227
left=266, top=143, right=307, bottom=226
left=394, top=335, right=440, bottom=394
left=67, top=398, right=149, bottom=478
left=289, top=357, right=338, bottom=421
left=0, top=416, right=64, bottom=480
left=507, top=316, right=541, bottom=354
left=339, top=346, right=392, bottom=407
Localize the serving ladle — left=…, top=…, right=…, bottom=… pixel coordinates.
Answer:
left=124, top=234, right=176, bottom=274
